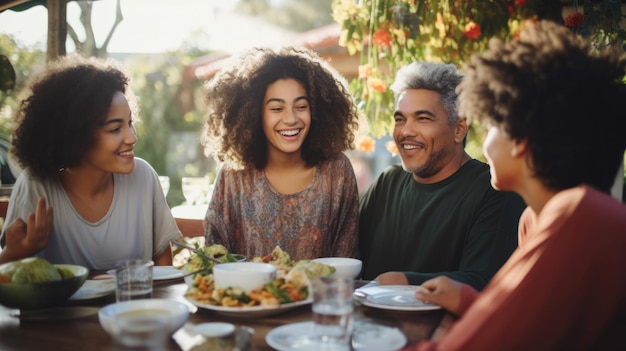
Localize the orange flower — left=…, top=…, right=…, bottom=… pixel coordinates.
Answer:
left=358, top=64, right=374, bottom=79
left=385, top=141, right=399, bottom=157
left=564, top=13, right=584, bottom=28
left=463, top=21, right=481, bottom=39
left=372, top=28, right=392, bottom=48
left=514, top=0, right=527, bottom=5
left=367, top=77, right=387, bottom=93
left=436, top=12, right=446, bottom=38
left=357, top=135, right=376, bottom=153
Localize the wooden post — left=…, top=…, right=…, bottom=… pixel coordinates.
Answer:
left=46, top=0, right=67, bottom=62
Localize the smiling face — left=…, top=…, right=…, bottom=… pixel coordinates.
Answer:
left=81, top=91, right=137, bottom=175
left=262, top=78, right=311, bottom=161
left=393, top=89, right=466, bottom=183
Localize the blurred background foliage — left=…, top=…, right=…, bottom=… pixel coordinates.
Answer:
left=331, top=0, right=626, bottom=163
left=0, top=0, right=340, bottom=206
left=1, top=0, right=624, bottom=202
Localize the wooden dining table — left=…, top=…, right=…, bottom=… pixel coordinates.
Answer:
left=0, top=274, right=454, bottom=351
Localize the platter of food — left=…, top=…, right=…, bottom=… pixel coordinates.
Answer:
left=183, top=246, right=335, bottom=317
left=186, top=296, right=313, bottom=318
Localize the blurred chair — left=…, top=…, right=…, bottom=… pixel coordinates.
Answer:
left=0, top=199, right=7, bottom=218
left=174, top=218, right=204, bottom=238
left=172, top=217, right=205, bottom=268
left=0, top=198, right=8, bottom=230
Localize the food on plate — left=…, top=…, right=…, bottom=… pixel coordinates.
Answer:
left=0, top=257, right=72, bottom=283
left=253, top=246, right=294, bottom=268
left=181, top=243, right=242, bottom=277
left=185, top=246, right=335, bottom=308
left=252, top=246, right=336, bottom=283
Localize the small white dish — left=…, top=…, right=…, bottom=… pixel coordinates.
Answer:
left=312, top=257, right=362, bottom=279
left=212, top=262, right=277, bottom=293
left=193, top=322, right=235, bottom=338
left=98, top=298, right=190, bottom=337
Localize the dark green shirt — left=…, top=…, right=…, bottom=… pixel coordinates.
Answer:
left=359, top=160, right=524, bottom=290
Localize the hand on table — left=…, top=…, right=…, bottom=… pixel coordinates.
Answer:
left=374, top=271, right=409, bottom=285
left=415, top=276, right=464, bottom=314
left=0, top=197, right=53, bottom=264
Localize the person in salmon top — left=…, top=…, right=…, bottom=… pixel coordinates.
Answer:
left=201, top=46, right=364, bottom=260
left=403, top=20, right=626, bottom=351
left=0, top=55, right=181, bottom=269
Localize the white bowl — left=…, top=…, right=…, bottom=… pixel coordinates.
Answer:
left=313, top=257, right=362, bottom=279
left=193, top=322, right=235, bottom=338
left=98, top=298, right=190, bottom=338
left=212, top=262, right=277, bottom=293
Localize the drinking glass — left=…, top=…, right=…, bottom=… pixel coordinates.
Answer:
left=311, top=276, right=354, bottom=344
left=181, top=177, right=206, bottom=205
left=115, top=259, right=154, bottom=302
left=158, top=176, right=170, bottom=197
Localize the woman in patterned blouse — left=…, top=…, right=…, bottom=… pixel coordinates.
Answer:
left=200, top=46, right=364, bottom=261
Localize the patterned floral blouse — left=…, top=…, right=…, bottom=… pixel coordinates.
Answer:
left=204, top=153, right=360, bottom=260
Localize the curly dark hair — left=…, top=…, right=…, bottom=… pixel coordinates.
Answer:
left=459, top=20, right=626, bottom=193
left=11, top=54, right=137, bottom=181
left=201, top=46, right=362, bottom=170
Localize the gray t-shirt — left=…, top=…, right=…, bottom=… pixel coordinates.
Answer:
left=0, top=158, right=181, bottom=270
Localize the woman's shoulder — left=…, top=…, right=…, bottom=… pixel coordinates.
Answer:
left=11, top=169, right=56, bottom=194
left=319, top=152, right=353, bottom=170
left=113, top=158, right=158, bottom=188
left=133, top=157, right=154, bottom=172
left=128, top=158, right=158, bottom=178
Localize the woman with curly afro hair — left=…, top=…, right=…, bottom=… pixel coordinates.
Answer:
left=201, top=46, right=364, bottom=260
left=403, top=21, right=626, bottom=351
left=0, top=55, right=181, bottom=268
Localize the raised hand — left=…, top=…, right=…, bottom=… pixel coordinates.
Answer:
left=0, top=197, right=53, bottom=264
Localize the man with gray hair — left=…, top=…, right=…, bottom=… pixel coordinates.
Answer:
left=358, top=61, right=524, bottom=290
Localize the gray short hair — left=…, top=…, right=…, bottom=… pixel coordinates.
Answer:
left=390, top=62, right=463, bottom=124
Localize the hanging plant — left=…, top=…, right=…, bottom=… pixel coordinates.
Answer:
left=332, top=0, right=625, bottom=142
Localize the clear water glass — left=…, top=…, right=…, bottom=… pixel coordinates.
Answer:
left=311, top=276, right=354, bottom=345
left=115, top=259, right=154, bottom=302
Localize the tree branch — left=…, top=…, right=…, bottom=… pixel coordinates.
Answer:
left=101, top=0, right=124, bottom=51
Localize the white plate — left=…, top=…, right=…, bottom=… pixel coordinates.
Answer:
left=69, top=279, right=116, bottom=301
left=353, top=285, right=441, bottom=311
left=106, top=266, right=184, bottom=281
left=266, top=321, right=407, bottom=351
left=185, top=296, right=313, bottom=318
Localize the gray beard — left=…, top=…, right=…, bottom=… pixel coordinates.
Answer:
left=402, top=147, right=448, bottom=179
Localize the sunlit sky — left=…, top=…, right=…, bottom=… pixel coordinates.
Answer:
left=0, top=0, right=294, bottom=53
